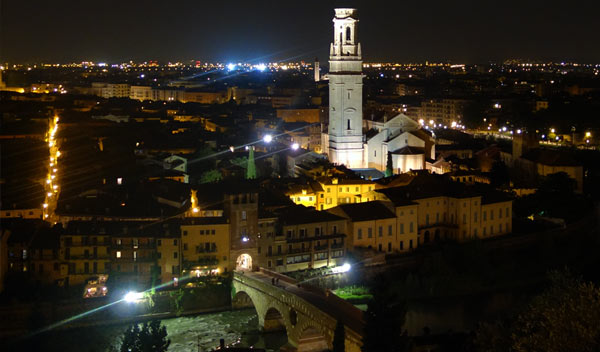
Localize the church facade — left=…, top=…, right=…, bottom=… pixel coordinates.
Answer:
left=325, top=8, right=435, bottom=174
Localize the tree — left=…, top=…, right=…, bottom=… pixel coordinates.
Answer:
left=362, top=275, right=410, bottom=352
left=120, top=320, right=171, bottom=352
left=246, top=146, right=256, bottom=179
left=511, top=270, right=600, bottom=352
left=199, top=169, right=222, bottom=184
left=385, top=152, right=393, bottom=177
left=333, top=320, right=346, bottom=352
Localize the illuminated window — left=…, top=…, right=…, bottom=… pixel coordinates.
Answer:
left=116, top=251, right=121, bottom=258
left=346, top=27, right=351, bottom=41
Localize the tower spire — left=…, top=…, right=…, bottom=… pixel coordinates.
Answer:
left=327, top=8, right=364, bottom=169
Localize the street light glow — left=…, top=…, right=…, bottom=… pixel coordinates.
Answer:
left=227, top=63, right=236, bottom=71
left=332, top=263, right=351, bottom=274
left=291, top=143, right=299, bottom=150
left=124, top=291, right=143, bottom=303
left=263, top=134, right=273, bottom=143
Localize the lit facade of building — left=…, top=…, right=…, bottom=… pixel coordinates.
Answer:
left=286, top=177, right=376, bottom=210
left=180, top=218, right=231, bottom=276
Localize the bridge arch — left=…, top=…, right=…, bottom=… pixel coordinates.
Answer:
left=264, top=306, right=288, bottom=333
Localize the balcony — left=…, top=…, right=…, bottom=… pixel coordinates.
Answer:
left=314, top=244, right=329, bottom=251
left=67, top=255, right=111, bottom=260
left=112, top=243, right=156, bottom=250
left=288, top=247, right=311, bottom=255
left=331, top=243, right=344, bottom=249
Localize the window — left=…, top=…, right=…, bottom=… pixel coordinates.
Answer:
left=378, top=244, right=382, bottom=252
left=436, top=213, right=439, bottom=222
left=200, top=230, right=205, bottom=235
left=347, top=120, right=351, bottom=130
left=483, top=227, right=487, bottom=236
left=499, top=209, right=503, bottom=219
left=388, top=225, right=393, bottom=236
left=483, top=211, right=487, bottom=221
left=183, top=243, right=188, bottom=250
left=157, top=252, right=162, bottom=259
left=116, top=239, right=122, bottom=245
left=426, top=214, right=429, bottom=225
left=173, top=239, right=178, bottom=246
left=133, top=251, right=137, bottom=261
left=388, top=243, right=392, bottom=252
left=116, top=251, right=121, bottom=258
left=409, top=240, right=413, bottom=249
left=490, top=211, right=494, bottom=220
left=499, top=224, right=503, bottom=232
left=490, top=225, right=494, bottom=234
left=474, top=212, right=478, bottom=222
left=241, top=211, right=247, bottom=220
left=173, top=252, right=178, bottom=258
left=157, top=239, right=162, bottom=246
left=357, top=229, right=362, bottom=239
left=346, top=26, right=351, bottom=41
left=400, top=241, right=404, bottom=250
left=409, top=222, right=414, bottom=232
left=374, top=150, right=377, bottom=157
left=506, top=208, right=510, bottom=217
left=368, top=228, right=373, bottom=238
left=332, top=225, right=337, bottom=234
left=474, top=229, right=478, bottom=237
left=463, top=214, right=467, bottom=224
left=327, top=188, right=331, bottom=193
left=400, top=223, right=404, bottom=234
left=378, top=226, right=383, bottom=237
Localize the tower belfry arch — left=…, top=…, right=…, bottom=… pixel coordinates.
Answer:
left=327, top=8, right=365, bottom=169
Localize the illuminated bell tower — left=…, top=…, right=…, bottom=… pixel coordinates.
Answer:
left=328, top=8, right=364, bottom=168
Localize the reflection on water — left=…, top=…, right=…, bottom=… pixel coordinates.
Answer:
left=26, top=309, right=287, bottom=352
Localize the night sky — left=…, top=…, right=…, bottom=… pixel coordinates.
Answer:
left=1, top=0, right=600, bottom=64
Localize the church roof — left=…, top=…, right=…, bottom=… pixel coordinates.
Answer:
left=391, top=146, right=425, bottom=155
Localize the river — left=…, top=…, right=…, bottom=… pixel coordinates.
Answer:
left=28, top=309, right=287, bottom=352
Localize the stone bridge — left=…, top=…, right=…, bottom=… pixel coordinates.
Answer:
left=232, top=268, right=364, bottom=352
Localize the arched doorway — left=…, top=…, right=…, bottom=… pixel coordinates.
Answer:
left=424, top=230, right=430, bottom=243
left=297, top=326, right=329, bottom=352
left=236, top=253, right=252, bottom=271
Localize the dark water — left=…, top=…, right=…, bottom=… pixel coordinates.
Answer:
left=13, top=309, right=287, bottom=352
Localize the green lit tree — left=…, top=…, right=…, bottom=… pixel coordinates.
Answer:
left=385, top=152, right=393, bottom=177
left=246, top=146, right=257, bottom=179
left=199, top=169, right=222, bottom=184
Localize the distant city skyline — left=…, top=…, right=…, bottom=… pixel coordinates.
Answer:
left=1, top=0, right=600, bottom=64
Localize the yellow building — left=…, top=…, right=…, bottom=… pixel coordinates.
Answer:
left=61, top=222, right=112, bottom=285
left=376, top=174, right=513, bottom=245
left=259, top=206, right=348, bottom=273
left=287, top=177, right=376, bottom=211
left=180, top=218, right=231, bottom=276
left=328, top=200, right=419, bottom=253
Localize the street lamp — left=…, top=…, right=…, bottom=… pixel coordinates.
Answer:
left=124, top=291, right=143, bottom=303
left=291, top=143, right=299, bottom=150
left=263, top=134, right=273, bottom=143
